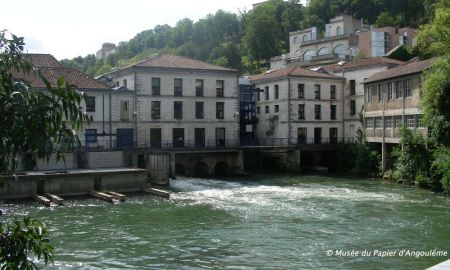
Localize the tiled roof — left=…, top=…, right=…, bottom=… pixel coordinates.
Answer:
left=321, top=57, right=404, bottom=73
left=249, top=66, right=342, bottom=82
left=128, top=54, right=237, bottom=72
left=23, top=54, right=62, bottom=68
left=13, top=67, right=110, bottom=90
left=364, top=58, right=433, bottom=83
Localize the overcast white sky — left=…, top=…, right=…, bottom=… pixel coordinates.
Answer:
left=1, top=0, right=306, bottom=60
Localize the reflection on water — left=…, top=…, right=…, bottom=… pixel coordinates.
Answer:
left=2, top=175, right=449, bottom=269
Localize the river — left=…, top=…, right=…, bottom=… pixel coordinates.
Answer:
left=2, top=175, right=450, bottom=269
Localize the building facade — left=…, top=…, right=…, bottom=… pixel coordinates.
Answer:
left=250, top=67, right=345, bottom=145
left=363, top=58, right=432, bottom=171
left=106, top=54, right=239, bottom=149
left=239, top=77, right=259, bottom=144
left=320, top=57, right=404, bottom=140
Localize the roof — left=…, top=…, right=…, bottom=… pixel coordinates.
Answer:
left=23, top=54, right=62, bottom=68
left=13, top=67, right=110, bottom=90
left=124, top=54, right=238, bottom=73
left=321, top=57, right=404, bottom=73
left=249, top=66, right=342, bottom=82
left=364, top=58, right=433, bottom=84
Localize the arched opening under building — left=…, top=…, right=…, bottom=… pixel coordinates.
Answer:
left=215, top=161, right=230, bottom=177
left=175, top=163, right=186, bottom=175
left=193, top=162, right=209, bottom=178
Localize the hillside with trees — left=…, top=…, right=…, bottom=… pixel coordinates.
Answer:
left=61, top=0, right=434, bottom=75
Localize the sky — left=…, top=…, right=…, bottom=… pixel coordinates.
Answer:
left=1, top=0, right=306, bottom=60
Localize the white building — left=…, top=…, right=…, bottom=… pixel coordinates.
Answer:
left=249, top=66, right=345, bottom=145
left=106, top=54, right=240, bottom=148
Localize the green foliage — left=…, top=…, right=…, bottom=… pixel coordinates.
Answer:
left=335, top=129, right=380, bottom=176
left=375, top=12, right=398, bottom=27
left=0, top=30, right=88, bottom=173
left=0, top=217, right=54, bottom=269
left=415, top=0, right=450, bottom=58
left=392, top=127, right=432, bottom=184
left=431, top=146, right=450, bottom=193
left=385, top=45, right=414, bottom=61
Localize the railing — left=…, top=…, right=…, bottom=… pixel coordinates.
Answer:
left=81, top=137, right=357, bottom=151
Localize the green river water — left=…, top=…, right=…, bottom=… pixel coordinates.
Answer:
left=2, top=175, right=450, bottom=269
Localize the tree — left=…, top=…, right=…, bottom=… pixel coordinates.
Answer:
left=0, top=30, right=88, bottom=174
left=0, top=218, right=54, bottom=270
left=1, top=30, right=88, bottom=268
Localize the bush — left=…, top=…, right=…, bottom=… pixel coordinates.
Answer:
left=431, top=146, right=450, bottom=194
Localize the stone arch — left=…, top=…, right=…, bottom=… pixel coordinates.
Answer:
left=215, top=161, right=230, bottom=177
left=175, top=163, right=186, bottom=175
left=318, top=47, right=331, bottom=55
left=333, top=44, right=347, bottom=57
left=303, top=50, right=315, bottom=61
left=293, top=36, right=299, bottom=44
left=193, top=162, right=209, bottom=178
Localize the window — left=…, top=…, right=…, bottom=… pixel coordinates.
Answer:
left=195, top=128, right=205, bottom=148
left=120, top=100, right=129, bottom=121
left=85, top=129, right=97, bottom=143
left=330, top=85, right=336, bottom=99
left=395, top=81, right=402, bottom=99
left=404, top=79, right=411, bottom=97
left=387, top=82, right=393, bottom=100
left=394, top=115, right=403, bottom=128
left=152, top=78, right=160, bottom=96
left=377, top=84, right=383, bottom=102
left=274, top=105, right=279, bottom=113
left=405, top=115, right=415, bottom=127
left=174, top=101, right=182, bottom=119
left=195, top=102, right=204, bottom=119
left=350, top=100, right=356, bottom=115
left=330, top=105, right=336, bottom=120
left=174, top=78, right=182, bottom=96
left=336, top=26, right=342, bottom=36
left=303, top=50, right=315, bottom=61
left=314, top=84, right=321, bottom=99
left=318, top=47, right=331, bottom=55
left=329, top=128, right=338, bottom=144
left=385, top=116, right=393, bottom=128
left=274, top=85, right=279, bottom=99
left=298, top=104, right=305, bottom=119
left=297, top=128, right=307, bottom=144
left=265, top=106, right=269, bottom=113
left=314, top=128, right=322, bottom=144
left=350, top=80, right=356, bottom=95
left=366, top=117, right=374, bottom=129
left=123, top=79, right=127, bottom=88
left=85, top=96, right=95, bottom=112
left=151, top=101, right=160, bottom=119
left=216, top=128, right=226, bottom=147
left=375, top=117, right=383, bottom=128
left=298, top=84, right=304, bottom=99
left=315, top=104, right=321, bottom=120
left=257, top=91, right=261, bottom=101
left=256, top=106, right=260, bottom=114
left=195, top=79, right=204, bottom=96
left=334, top=44, right=346, bottom=58
left=216, top=102, right=224, bottom=119
left=265, top=86, right=269, bottom=100
left=367, top=87, right=372, bottom=103
left=216, top=80, right=224, bottom=97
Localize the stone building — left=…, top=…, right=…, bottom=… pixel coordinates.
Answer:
left=363, top=58, right=432, bottom=171
left=15, top=54, right=134, bottom=149
left=320, top=57, right=404, bottom=140
left=95, top=42, right=116, bottom=61
left=270, top=15, right=415, bottom=69
left=106, top=54, right=240, bottom=148
left=249, top=66, right=345, bottom=145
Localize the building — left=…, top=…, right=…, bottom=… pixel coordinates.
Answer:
left=320, top=57, right=404, bottom=140
left=270, top=15, right=415, bottom=69
left=363, top=58, right=432, bottom=171
left=249, top=66, right=345, bottom=145
left=239, top=77, right=259, bottom=144
left=15, top=54, right=134, bottom=149
left=96, top=42, right=116, bottom=61
left=105, top=54, right=240, bottom=148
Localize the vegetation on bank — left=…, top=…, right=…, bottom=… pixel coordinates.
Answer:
left=60, top=0, right=434, bottom=76
left=388, top=0, right=450, bottom=194
left=1, top=31, right=88, bottom=268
